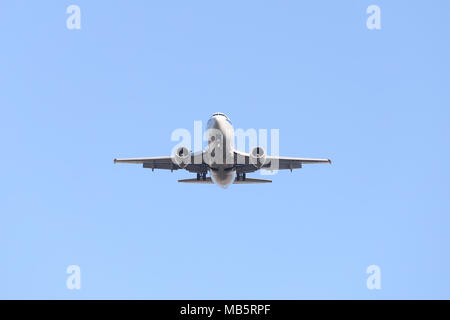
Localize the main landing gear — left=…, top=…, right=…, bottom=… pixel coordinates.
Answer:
left=196, top=172, right=207, bottom=181
left=236, top=172, right=246, bottom=181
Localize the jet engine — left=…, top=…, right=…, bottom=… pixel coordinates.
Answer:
left=249, top=146, right=266, bottom=168
left=174, top=146, right=191, bottom=168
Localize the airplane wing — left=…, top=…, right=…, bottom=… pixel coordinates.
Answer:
left=114, top=153, right=209, bottom=173
left=114, top=151, right=330, bottom=173
left=264, top=156, right=331, bottom=170
left=114, top=156, right=179, bottom=170
left=234, top=151, right=331, bottom=173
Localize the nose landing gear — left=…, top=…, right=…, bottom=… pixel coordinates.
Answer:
left=196, top=172, right=207, bottom=181
left=236, top=172, right=246, bottom=181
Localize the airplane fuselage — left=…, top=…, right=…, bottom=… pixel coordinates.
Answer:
left=206, top=113, right=236, bottom=188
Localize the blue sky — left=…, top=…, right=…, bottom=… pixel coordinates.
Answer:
left=1, top=1, right=449, bottom=299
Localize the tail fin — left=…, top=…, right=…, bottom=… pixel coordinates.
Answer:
left=178, top=177, right=272, bottom=184
left=178, top=177, right=213, bottom=184
left=234, top=178, right=272, bottom=184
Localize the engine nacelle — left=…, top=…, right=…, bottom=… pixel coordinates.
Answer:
left=173, top=146, right=191, bottom=168
left=249, top=146, right=266, bottom=168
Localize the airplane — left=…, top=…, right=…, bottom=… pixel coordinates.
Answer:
left=114, top=112, right=331, bottom=188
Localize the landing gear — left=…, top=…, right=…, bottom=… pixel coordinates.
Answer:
left=197, top=172, right=207, bottom=181
left=236, top=172, right=246, bottom=181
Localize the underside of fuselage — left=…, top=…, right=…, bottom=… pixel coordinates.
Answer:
left=210, top=168, right=236, bottom=188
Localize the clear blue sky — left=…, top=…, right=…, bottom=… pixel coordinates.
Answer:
left=1, top=1, right=449, bottom=299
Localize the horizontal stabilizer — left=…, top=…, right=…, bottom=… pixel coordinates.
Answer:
left=178, top=177, right=213, bottom=184
left=234, top=178, right=272, bottom=184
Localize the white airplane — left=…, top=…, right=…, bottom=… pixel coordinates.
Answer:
left=114, top=113, right=331, bottom=188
